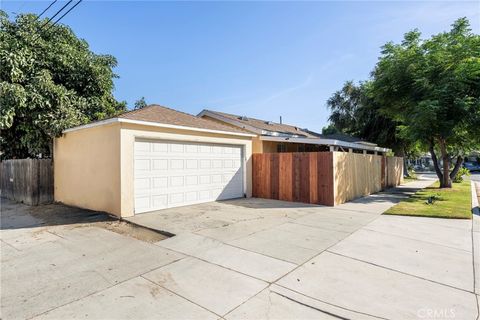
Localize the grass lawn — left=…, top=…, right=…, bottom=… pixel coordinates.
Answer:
left=403, top=176, right=418, bottom=183
left=384, top=179, right=472, bottom=219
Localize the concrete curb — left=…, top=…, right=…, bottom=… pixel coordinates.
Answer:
left=472, top=181, right=479, bottom=216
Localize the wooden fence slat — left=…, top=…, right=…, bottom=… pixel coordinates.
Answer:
left=252, top=152, right=334, bottom=206
left=299, top=153, right=310, bottom=203
left=309, top=153, right=318, bottom=204
left=270, top=153, right=279, bottom=200
left=0, top=159, right=53, bottom=205
left=292, top=153, right=301, bottom=202
left=279, top=153, right=293, bottom=201
left=264, top=153, right=271, bottom=199
left=381, top=156, right=386, bottom=189
left=318, top=152, right=335, bottom=206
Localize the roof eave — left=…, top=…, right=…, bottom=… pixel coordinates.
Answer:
left=259, top=136, right=390, bottom=153
left=62, top=118, right=256, bottom=138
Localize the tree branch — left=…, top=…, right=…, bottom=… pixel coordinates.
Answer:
left=449, top=156, right=464, bottom=180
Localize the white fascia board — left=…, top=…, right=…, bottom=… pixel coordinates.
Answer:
left=62, top=118, right=120, bottom=133
left=259, top=136, right=390, bottom=153
left=198, top=110, right=263, bottom=135
left=62, top=118, right=256, bottom=137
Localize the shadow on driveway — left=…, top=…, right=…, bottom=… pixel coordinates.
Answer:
left=0, top=197, right=115, bottom=230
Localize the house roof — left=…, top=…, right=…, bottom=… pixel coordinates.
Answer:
left=199, top=109, right=389, bottom=152
left=63, top=105, right=254, bottom=137
left=303, top=130, right=378, bottom=146
left=118, top=105, right=250, bottom=134
left=198, top=110, right=318, bottom=138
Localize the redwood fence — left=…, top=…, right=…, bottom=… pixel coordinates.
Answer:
left=0, top=159, right=54, bottom=205
left=253, top=152, right=403, bottom=206
left=253, top=152, right=335, bottom=206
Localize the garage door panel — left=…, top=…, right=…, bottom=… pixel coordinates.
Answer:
left=135, top=141, right=151, bottom=152
left=152, top=195, right=168, bottom=208
left=135, top=159, right=150, bottom=171
left=169, top=193, right=185, bottom=204
left=185, top=144, right=199, bottom=153
left=152, top=159, right=168, bottom=170
left=152, top=142, right=168, bottom=152
left=169, top=143, right=185, bottom=153
left=153, top=177, right=168, bottom=188
left=185, top=191, right=198, bottom=202
left=185, top=175, right=198, bottom=186
left=134, top=140, right=244, bottom=213
left=186, top=159, right=198, bottom=169
left=170, top=176, right=185, bottom=187
left=134, top=177, right=150, bottom=190
left=135, top=195, right=150, bottom=210
left=170, top=159, right=184, bottom=169
left=199, top=145, right=211, bottom=153
left=198, top=190, right=211, bottom=200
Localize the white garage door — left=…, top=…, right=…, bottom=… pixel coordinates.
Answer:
left=134, top=140, right=244, bottom=213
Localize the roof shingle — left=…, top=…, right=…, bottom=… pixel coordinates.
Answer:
left=118, top=105, right=250, bottom=134
left=202, top=110, right=318, bottom=138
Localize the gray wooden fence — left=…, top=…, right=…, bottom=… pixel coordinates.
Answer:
left=0, top=159, right=54, bottom=205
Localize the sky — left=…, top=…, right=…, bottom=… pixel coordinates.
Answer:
left=2, top=0, right=479, bottom=132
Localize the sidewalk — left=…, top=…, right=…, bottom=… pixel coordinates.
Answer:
left=3, top=175, right=478, bottom=320
left=472, top=180, right=480, bottom=299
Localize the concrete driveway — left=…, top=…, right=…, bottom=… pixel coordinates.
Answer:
left=2, top=175, right=479, bottom=319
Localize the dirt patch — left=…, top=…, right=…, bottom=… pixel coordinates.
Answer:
left=2, top=199, right=170, bottom=243
left=53, top=219, right=170, bottom=243
left=92, top=220, right=169, bottom=243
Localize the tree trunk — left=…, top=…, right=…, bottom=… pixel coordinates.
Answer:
left=449, top=156, right=464, bottom=180
left=429, top=140, right=443, bottom=182
left=438, top=139, right=451, bottom=188
left=404, top=157, right=410, bottom=177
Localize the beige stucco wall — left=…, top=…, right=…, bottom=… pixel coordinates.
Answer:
left=119, top=123, right=253, bottom=217
left=54, top=123, right=122, bottom=216
left=252, top=137, right=290, bottom=153
left=252, top=137, right=264, bottom=153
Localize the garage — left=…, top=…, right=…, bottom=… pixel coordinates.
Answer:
left=54, top=105, right=253, bottom=218
left=134, top=140, right=244, bottom=213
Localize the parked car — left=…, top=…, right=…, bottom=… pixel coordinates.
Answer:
left=414, top=164, right=425, bottom=171
left=463, top=162, right=480, bottom=172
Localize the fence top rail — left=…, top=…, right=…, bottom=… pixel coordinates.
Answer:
left=1, top=158, right=52, bottom=163
left=254, top=151, right=333, bottom=155
left=254, top=151, right=402, bottom=159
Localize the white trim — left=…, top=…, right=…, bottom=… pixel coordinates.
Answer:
left=119, top=119, right=255, bottom=137
left=62, top=118, right=120, bottom=133
left=62, top=117, right=256, bottom=137
left=259, top=136, right=390, bottom=153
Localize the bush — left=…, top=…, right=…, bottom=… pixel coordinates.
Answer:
left=453, top=167, right=470, bottom=183
left=407, top=168, right=417, bottom=179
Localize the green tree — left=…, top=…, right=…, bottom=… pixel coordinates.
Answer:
left=325, top=81, right=417, bottom=165
left=0, top=11, right=126, bottom=159
left=321, top=124, right=340, bottom=135
left=134, top=97, right=147, bottom=110
left=371, top=18, right=480, bottom=187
